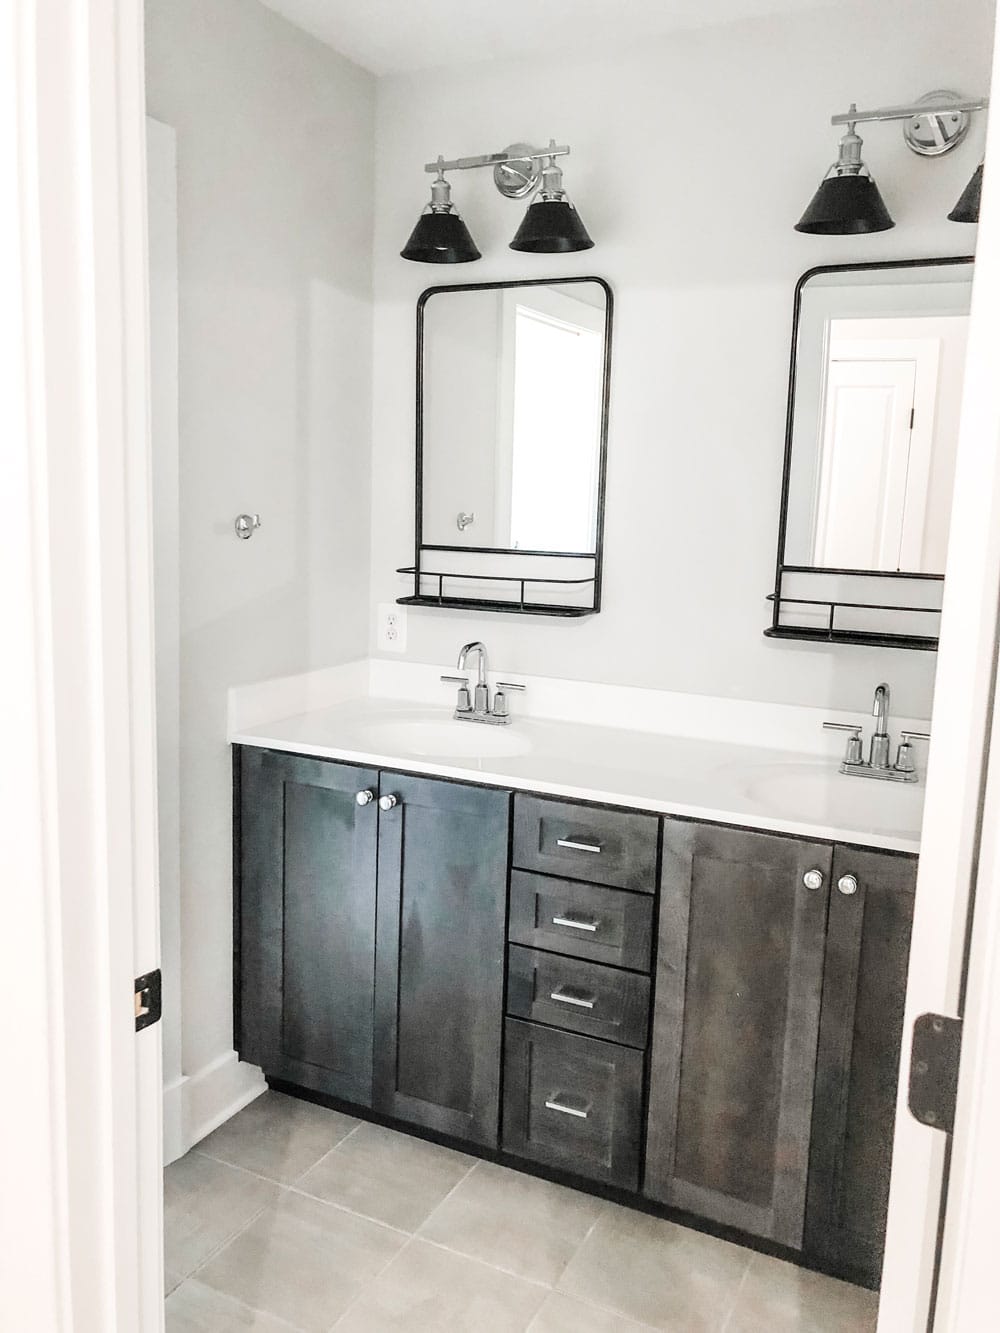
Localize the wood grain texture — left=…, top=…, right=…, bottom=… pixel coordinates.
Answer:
left=373, top=772, right=511, bottom=1147
left=645, top=819, right=832, bottom=1248
left=503, top=1019, right=644, bottom=1190
left=804, top=846, right=917, bottom=1287
left=513, top=795, right=658, bottom=893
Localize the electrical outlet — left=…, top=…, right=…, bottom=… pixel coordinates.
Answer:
left=377, top=602, right=407, bottom=653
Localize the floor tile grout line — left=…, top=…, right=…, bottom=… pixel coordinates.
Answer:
left=168, top=1274, right=307, bottom=1333
left=413, top=1233, right=557, bottom=1291
left=288, top=1120, right=366, bottom=1186
left=717, top=1253, right=754, bottom=1333
left=283, top=1181, right=416, bottom=1238
left=410, top=1155, right=481, bottom=1239
left=325, top=1232, right=419, bottom=1332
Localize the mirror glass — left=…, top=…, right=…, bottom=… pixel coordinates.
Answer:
left=420, top=279, right=609, bottom=553
left=783, top=260, right=972, bottom=575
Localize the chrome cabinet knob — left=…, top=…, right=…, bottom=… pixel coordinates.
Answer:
left=378, top=794, right=398, bottom=811
left=803, top=868, right=825, bottom=891
left=838, top=874, right=859, bottom=896
left=355, top=789, right=375, bottom=806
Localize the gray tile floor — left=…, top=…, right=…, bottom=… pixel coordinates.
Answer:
left=164, top=1091, right=879, bottom=1333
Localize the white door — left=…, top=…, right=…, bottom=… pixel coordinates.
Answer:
left=813, top=358, right=917, bottom=569
left=877, top=28, right=1000, bottom=1330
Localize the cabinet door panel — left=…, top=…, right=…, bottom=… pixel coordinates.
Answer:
left=374, top=773, right=510, bottom=1146
left=237, top=748, right=378, bottom=1105
left=645, top=820, right=832, bottom=1248
left=805, top=846, right=916, bottom=1286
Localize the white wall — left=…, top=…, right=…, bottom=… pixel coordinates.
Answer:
left=369, top=0, right=995, bottom=717
left=145, top=0, right=375, bottom=1144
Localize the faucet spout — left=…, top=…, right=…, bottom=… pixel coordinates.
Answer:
left=457, top=641, right=488, bottom=686
left=870, top=682, right=891, bottom=769
left=457, top=641, right=490, bottom=714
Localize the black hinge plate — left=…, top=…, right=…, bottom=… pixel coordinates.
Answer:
left=908, top=1012, right=962, bottom=1133
left=134, top=968, right=162, bottom=1033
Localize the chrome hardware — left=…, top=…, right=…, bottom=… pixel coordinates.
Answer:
left=440, top=674, right=472, bottom=713
left=803, top=868, right=825, bottom=891
left=550, top=988, right=596, bottom=1010
left=492, top=680, right=525, bottom=720
left=234, top=513, right=261, bottom=540
left=838, top=874, right=859, bottom=896
left=456, top=511, right=475, bottom=531
left=556, top=838, right=602, bottom=854
left=378, top=794, right=398, bottom=811
left=544, top=1096, right=589, bottom=1119
left=444, top=644, right=525, bottom=725
left=552, top=914, right=599, bottom=932
left=355, top=789, right=375, bottom=806
left=870, top=683, right=891, bottom=769
left=824, top=686, right=925, bottom=783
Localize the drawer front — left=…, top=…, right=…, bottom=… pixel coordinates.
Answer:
left=507, top=945, right=649, bottom=1048
left=513, top=795, right=658, bottom=894
left=509, top=870, right=654, bottom=971
left=502, top=1019, right=644, bottom=1190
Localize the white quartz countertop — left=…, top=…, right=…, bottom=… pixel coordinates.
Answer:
left=231, top=697, right=924, bottom=854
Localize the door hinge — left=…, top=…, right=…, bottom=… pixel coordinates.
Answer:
left=134, top=969, right=162, bottom=1033
left=908, top=1012, right=962, bottom=1133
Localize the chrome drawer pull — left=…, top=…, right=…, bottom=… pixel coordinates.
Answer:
left=552, top=914, right=599, bottom=933
left=550, top=987, right=596, bottom=1010
left=544, top=1096, right=589, bottom=1120
left=556, top=837, right=603, bottom=854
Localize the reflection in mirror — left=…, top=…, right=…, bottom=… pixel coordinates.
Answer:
left=422, top=279, right=608, bottom=553
left=784, top=260, right=972, bottom=576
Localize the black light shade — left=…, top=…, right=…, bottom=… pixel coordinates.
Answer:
left=949, top=163, right=983, bottom=223
left=400, top=211, right=481, bottom=263
left=795, top=174, right=895, bottom=234
left=510, top=199, right=594, bottom=253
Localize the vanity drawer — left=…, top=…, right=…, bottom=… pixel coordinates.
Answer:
left=509, top=870, right=654, bottom=972
left=513, top=795, right=658, bottom=894
left=502, top=1019, right=644, bottom=1190
left=507, top=945, right=649, bottom=1048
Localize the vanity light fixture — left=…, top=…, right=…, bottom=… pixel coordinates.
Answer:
left=949, top=163, right=984, bottom=223
left=400, top=162, right=482, bottom=264
left=796, top=119, right=894, bottom=235
left=796, top=90, right=989, bottom=234
left=401, top=140, right=593, bottom=263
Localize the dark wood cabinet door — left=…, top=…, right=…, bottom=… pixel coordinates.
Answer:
left=805, top=846, right=917, bottom=1287
left=374, top=772, right=510, bottom=1146
left=645, top=820, right=833, bottom=1248
left=236, top=747, right=379, bottom=1106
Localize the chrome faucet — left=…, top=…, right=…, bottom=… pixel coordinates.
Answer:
left=870, top=682, right=891, bottom=769
left=823, top=681, right=929, bottom=783
left=440, top=641, right=525, bottom=725
left=458, top=641, right=490, bottom=715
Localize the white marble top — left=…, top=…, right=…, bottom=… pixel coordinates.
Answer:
left=232, top=695, right=924, bottom=854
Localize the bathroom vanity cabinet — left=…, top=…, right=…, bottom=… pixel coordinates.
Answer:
left=234, top=745, right=915, bottom=1288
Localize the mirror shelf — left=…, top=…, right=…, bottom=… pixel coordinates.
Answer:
left=402, top=276, right=612, bottom=618
left=767, top=256, right=973, bottom=651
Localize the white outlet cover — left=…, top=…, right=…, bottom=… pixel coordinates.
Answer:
left=377, top=602, right=407, bottom=653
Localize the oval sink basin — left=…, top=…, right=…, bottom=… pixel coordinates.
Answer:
left=353, top=716, right=532, bottom=760
left=733, top=759, right=923, bottom=834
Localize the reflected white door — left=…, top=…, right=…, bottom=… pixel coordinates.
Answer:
left=813, top=359, right=917, bottom=569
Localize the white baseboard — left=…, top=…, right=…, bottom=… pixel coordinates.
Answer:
left=163, top=1050, right=266, bottom=1165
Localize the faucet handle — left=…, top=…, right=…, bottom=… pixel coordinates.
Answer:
left=896, top=729, right=930, bottom=775
left=440, top=674, right=472, bottom=713
left=492, top=681, right=525, bottom=721
left=823, top=721, right=864, bottom=766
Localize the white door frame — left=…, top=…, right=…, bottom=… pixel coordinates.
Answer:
left=877, top=21, right=1000, bottom=1333
left=1, top=2, right=163, bottom=1329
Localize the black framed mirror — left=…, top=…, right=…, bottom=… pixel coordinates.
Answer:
left=766, top=256, right=974, bottom=650
left=397, top=276, right=613, bottom=617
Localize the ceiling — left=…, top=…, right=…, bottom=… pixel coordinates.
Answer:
left=259, top=0, right=842, bottom=76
